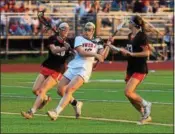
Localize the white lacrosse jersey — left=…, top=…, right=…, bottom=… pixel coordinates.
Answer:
left=68, top=36, right=103, bottom=71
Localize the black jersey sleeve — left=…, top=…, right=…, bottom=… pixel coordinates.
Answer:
left=66, top=38, right=75, bottom=49
left=46, top=36, right=57, bottom=48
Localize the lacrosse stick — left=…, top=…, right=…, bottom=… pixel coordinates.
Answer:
left=93, top=16, right=128, bottom=70
left=37, top=9, right=75, bottom=54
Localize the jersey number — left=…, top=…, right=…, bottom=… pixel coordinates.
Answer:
left=126, top=44, right=133, bottom=52
left=56, top=46, right=65, bottom=56
left=85, top=48, right=92, bottom=52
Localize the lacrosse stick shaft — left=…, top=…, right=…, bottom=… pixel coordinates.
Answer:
left=93, top=18, right=127, bottom=70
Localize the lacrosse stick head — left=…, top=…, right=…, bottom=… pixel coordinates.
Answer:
left=117, top=16, right=128, bottom=31
left=112, top=15, right=128, bottom=37
left=91, top=37, right=105, bottom=47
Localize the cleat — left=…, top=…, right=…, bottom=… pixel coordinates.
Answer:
left=137, top=116, right=152, bottom=125
left=143, top=102, right=152, bottom=119
left=47, top=110, right=58, bottom=121
left=38, top=96, right=52, bottom=109
left=73, top=101, right=83, bottom=119
left=21, top=110, right=33, bottom=119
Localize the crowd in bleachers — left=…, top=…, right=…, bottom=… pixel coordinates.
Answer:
left=0, top=0, right=173, bottom=36
left=0, top=0, right=174, bottom=60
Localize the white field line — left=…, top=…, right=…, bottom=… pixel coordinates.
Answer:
left=1, top=94, right=173, bottom=105
left=22, top=80, right=173, bottom=86
left=1, top=85, right=173, bottom=93
left=89, top=80, right=173, bottom=86
left=1, top=77, right=173, bottom=86
left=1, top=112, right=173, bottom=127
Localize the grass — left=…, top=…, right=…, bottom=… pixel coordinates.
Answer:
left=1, top=71, right=174, bottom=133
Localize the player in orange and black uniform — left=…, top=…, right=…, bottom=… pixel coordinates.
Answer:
left=126, top=31, right=148, bottom=79
left=21, top=22, right=80, bottom=119
left=107, top=15, right=152, bottom=125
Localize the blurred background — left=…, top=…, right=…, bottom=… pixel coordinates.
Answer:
left=0, top=0, right=174, bottom=63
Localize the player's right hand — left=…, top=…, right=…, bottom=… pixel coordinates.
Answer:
left=108, top=36, right=114, bottom=43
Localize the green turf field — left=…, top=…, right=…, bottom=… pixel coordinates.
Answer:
left=1, top=71, right=174, bottom=133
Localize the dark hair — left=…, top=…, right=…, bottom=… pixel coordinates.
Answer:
left=131, top=15, right=150, bottom=32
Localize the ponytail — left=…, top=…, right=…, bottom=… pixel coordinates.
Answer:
left=131, top=15, right=151, bottom=33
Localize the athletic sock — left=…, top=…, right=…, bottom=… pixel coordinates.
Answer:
left=70, top=99, right=77, bottom=106
left=31, top=108, right=36, bottom=114
left=55, top=106, right=63, bottom=115
left=141, top=99, right=148, bottom=107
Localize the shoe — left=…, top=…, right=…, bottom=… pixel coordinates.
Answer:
left=137, top=116, right=152, bottom=125
left=73, top=101, right=83, bottom=119
left=21, top=109, right=33, bottom=119
left=143, top=102, right=152, bottom=119
left=38, top=96, right=52, bottom=109
left=47, top=110, right=58, bottom=121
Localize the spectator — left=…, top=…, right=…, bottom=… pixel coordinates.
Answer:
left=80, top=3, right=96, bottom=24
left=152, top=1, right=159, bottom=13
left=169, top=0, right=174, bottom=9
left=142, top=0, right=152, bottom=13
left=31, top=17, right=40, bottom=35
left=0, top=4, right=9, bottom=12
left=79, top=0, right=91, bottom=17
left=0, top=0, right=5, bottom=8
left=0, top=10, right=6, bottom=35
left=19, top=9, right=32, bottom=35
left=74, top=0, right=84, bottom=14
left=111, top=0, right=117, bottom=10
left=126, top=0, right=134, bottom=12
left=121, top=0, right=128, bottom=11
left=133, top=0, right=143, bottom=13
left=111, top=0, right=127, bottom=11
left=8, top=2, right=17, bottom=12
left=101, top=2, right=112, bottom=27
left=159, top=0, right=167, bottom=7
left=93, top=0, right=101, bottom=13
left=163, top=26, right=172, bottom=60
left=9, top=20, right=27, bottom=35
left=51, top=9, right=62, bottom=28
left=18, top=2, right=26, bottom=12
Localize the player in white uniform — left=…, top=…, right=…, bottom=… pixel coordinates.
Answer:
left=47, top=22, right=110, bottom=120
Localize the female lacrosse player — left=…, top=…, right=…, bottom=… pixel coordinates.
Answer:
left=107, top=15, right=152, bottom=124
left=21, top=22, right=81, bottom=119
left=47, top=22, right=110, bottom=120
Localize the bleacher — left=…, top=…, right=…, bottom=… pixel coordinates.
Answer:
left=0, top=0, right=174, bottom=60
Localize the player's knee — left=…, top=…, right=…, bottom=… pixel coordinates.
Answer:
left=65, top=87, right=74, bottom=95
left=124, top=89, right=132, bottom=98
left=57, top=89, right=64, bottom=96
left=38, top=88, right=47, bottom=96
left=32, top=89, right=39, bottom=96
left=57, top=86, right=63, bottom=96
